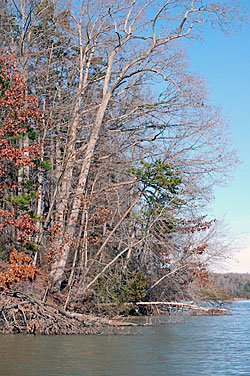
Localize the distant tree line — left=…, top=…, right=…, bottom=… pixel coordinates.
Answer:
left=213, top=273, right=250, bottom=300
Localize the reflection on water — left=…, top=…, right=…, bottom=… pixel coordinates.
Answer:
left=1, top=301, right=250, bottom=376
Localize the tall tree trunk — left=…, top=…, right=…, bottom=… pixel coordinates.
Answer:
left=50, top=90, right=111, bottom=288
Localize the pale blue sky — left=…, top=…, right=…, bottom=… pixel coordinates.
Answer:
left=188, top=1, right=250, bottom=272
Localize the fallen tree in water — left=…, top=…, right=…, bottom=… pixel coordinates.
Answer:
left=136, top=301, right=232, bottom=315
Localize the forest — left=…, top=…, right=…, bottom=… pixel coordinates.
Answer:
left=0, top=0, right=246, bottom=334
left=213, top=273, right=250, bottom=300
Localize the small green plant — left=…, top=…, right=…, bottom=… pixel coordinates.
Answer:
left=0, top=248, right=9, bottom=261
left=123, top=272, right=148, bottom=303
left=40, top=160, right=52, bottom=170
left=23, top=242, right=39, bottom=252
left=93, top=269, right=148, bottom=315
left=11, top=192, right=37, bottom=210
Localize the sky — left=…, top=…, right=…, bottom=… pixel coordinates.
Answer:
left=187, top=1, right=250, bottom=273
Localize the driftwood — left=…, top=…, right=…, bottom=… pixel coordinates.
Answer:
left=136, top=301, right=232, bottom=315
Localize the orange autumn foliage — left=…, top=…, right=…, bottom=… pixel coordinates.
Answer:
left=0, top=54, right=41, bottom=173
left=0, top=55, right=41, bottom=291
left=0, top=249, right=39, bottom=291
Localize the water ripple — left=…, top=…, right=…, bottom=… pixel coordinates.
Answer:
left=0, top=301, right=250, bottom=376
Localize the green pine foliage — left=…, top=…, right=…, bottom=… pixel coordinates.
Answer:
left=11, top=191, right=37, bottom=210
left=128, top=160, right=185, bottom=233
left=128, top=160, right=184, bottom=209
left=23, top=242, right=39, bottom=252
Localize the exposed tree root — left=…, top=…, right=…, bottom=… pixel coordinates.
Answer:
left=0, top=291, right=92, bottom=334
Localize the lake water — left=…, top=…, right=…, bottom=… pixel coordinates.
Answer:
left=1, top=301, right=250, bottom=375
